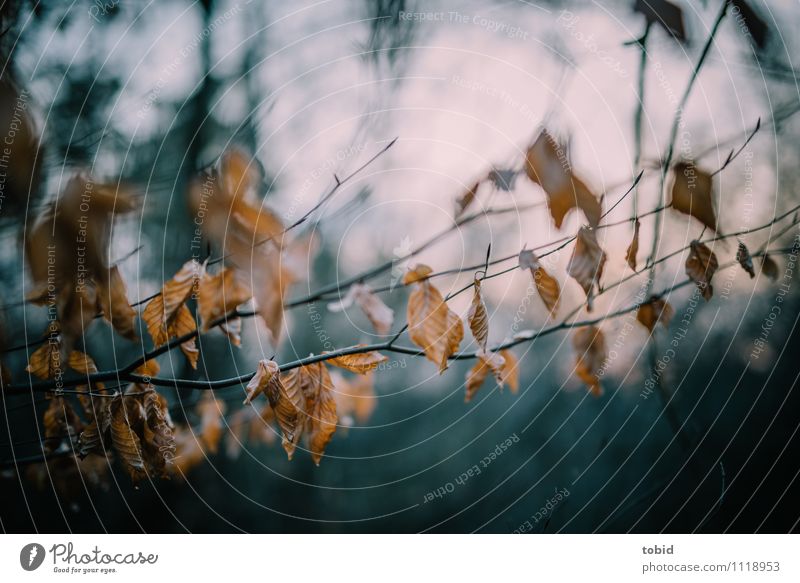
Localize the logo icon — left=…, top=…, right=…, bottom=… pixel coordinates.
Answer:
left=20, top=543, right=45, bottom=571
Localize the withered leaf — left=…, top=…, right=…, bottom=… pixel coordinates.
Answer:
left=736, top=241, right=755, bottom=278
left=567, top=227, right=607, bottom=311
left=626, top=220, right=640, bottom=271
left=464, top=349, right=518, bottom=402
left=197, top=267, right=252, bottom=332
left=328, top=283, right=394, bottom=336
left=454, top=181, right=480, bottom=219
left=572, top=326, right=606, bottom=396
left=327, top=350, right=388, bottom=374
left=244, top=359, right=281, bottom=404
left=170, top=304, right=199, bottom=369
left=685, top=240, right=719, bottom=301
left=519, top=250, right=560, bottom=316
left=637, top=296, right=674, bottom=333
left=110, top=394, right=146, bottom=482
left=276, top=368, right=310, bottom=459
left=142, top=389, right=175, bottom=477
left=467, top=278, right=490, bottom=353
left=26, top=328, right=64, bottom=380
left=142, top=259, right=203, bottom=347
left=288, top=363, right=338, bottom=465
left=43, top=396, right=83, bottom=454
left=404, top=264, right=464, bottom=373
left=96, top=266, right=137, bottom=340
left=525, top=130, right=601, bottom=229
left=670, top=161, right=716, bottom=232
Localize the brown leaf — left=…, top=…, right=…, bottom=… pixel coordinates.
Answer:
left=404, top=264, right=464, bottom=373
left=464, top=349, right=517, bottom=402
left=96, top=266, right=137, bottom=340
left=626, top=220, right=640, bottom=271
left=169, top=304, right=199, bottom=369
left=26, top=327, right=64, bottom=380
left=454, top=181, right=480, bottom=219
left=525, top=131, right=601, bottom=229
left=761, top=254, right=779, bottom=281
left=670, top=161, right=717, bottom=232
left=572, top=326, right=606, bottom=396
left=637, top=297, right=674, bottom=333
left=467, top=278, right=490, bottom=352
left=567, top=227, right=607, bottom=310
left=300, top=363, right=338, bottom=465
left=110, top=395, right=146, bottom=482
left=244, top=359, right=281, bottom=404
left=327, top=350, right=388, bottom=374
left=276, top=368, right=311, bottom=459
left=68, top=350, right=98, bottom=374
left=142, top=389, right=175, bottom=477
left=329, top=283, right=394, bottom=336
left=685, top=240, right=719, bottom=301
left=142, top=259, right=202, bottom=346
left=736, top=242, right=755, bottom=278
left=197, top=267, right=252, bottom=332
left=519, top=250, right=560, bottom=316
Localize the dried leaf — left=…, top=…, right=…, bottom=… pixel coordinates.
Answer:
left=142, top=259, right=203, bottom=346
left=110, top=395, right=146, bottom=482
left=328, top=283, right=394, bottom=336
left=519, top=250, right=560, bottom=316
left=525, top=131, right=601, bottom=229
left=244, top=359, right=281, bottom=404
left=685, top=240, right=719, bottom=301
left=464, top=349, right=518, bottom=402
left=142, top=390, right=175, bottom=477
left=404, top=264, right=464, bottom=373
left=567, top=227, right=607, bottom=311
left=282, top=363, right=338, bottom=465
left=327, top=350, right=388, bottom=374
left=626, top=220, right=640, bottom=271
left=454, top=181, right=480, bottom=218
left=670, top=162, right=716, bottom=232
left=96, top=266, right=137, bottom=340
left=26, top=328, right=64, bottom=380
left=43, top=397, right=83, bottom=453
left=169, top=304, right=199, bottom=369
left=197, top=267, right=252, bottom=332
left=467, top=278, right=490, bottom=352
left=637, top=297, right=674, bottom=333
left=572, top=326, right=606, bottom=396
left=736, top=241, right=755, bottom=278
left=275, top=368, right=310, bottom=459
left=761, top=254, right=779, bottom=281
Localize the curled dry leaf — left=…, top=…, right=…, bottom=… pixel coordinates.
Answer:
left=637, top=297, right=675, bottom=333
left=465, top=349, right=518, bottom=403
left=567, top=227, right=607, bottom=311
left=328, top=283, right=394, bottom=336
left=519, top=250, right=560, bottom=316
left=142, top=390, right=176, bottom=477
left=761, top=254, right=779, bottom=281
left=525, top=130, right=601, bottom=229
left=327, top=349, right=388, bottom=374
left=142, top=259, right=203, bottom=347
left=626, top=220, right=640, bottom=271
left=467, top=278, right=490, bottom=352
left=572, top=326, right=606, bottom=396
left=170, top=304, right=199, bottom=369
left=197, top=266, right=252, bottom=332
left=670, top=161, right=717, bottom=232
left=26, top=326, right=64, bottom=380
left=736, top=242, right=755, bottom=278
left=282, top=363, right=338, bottom=465
left=404, top=264, right=464, bottom=373
left=685, top=240, right=719, bottom=301
left=110, top=395, right=146, bottom=482
left=96, top=266, right=137, bottom=340
left=454, top=180, right=480, bottom=219
left=244, top=359, right=281, bottom=404
left=274, top=367, right=310, bottom=460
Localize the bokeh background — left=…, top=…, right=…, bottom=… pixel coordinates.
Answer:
left=1, top=0, right=800, bottom=533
